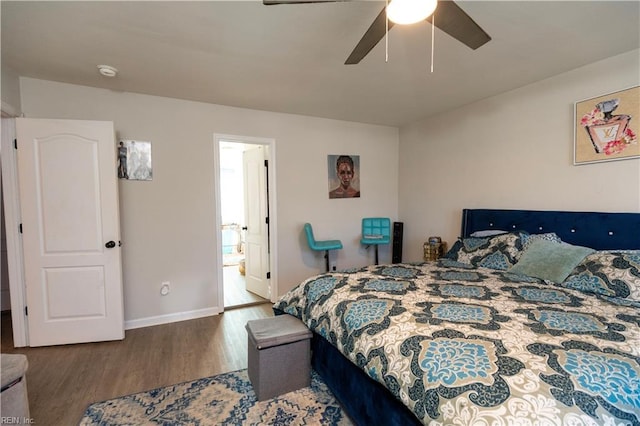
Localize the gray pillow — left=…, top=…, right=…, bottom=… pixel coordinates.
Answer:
left=508, top=239, right=594, bottom=283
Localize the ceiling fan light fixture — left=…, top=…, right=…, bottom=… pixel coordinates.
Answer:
left=97, top=64, right=118, bottom=78
left=386, top=0, right=437, bottom=25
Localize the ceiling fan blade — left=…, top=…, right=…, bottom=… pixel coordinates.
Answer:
left=345, top=0, right=489, bottom=64
left=271, top=0, right=489, bottom=63
left=345, top=7, right=394, bottom=65
left=427, top=0, right=491, bottom=50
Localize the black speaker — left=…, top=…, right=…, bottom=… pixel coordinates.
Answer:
left=392, top=221, right=403, bottom=263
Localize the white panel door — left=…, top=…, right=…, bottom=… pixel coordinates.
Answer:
left=16, top=118, right=124, bottom=346
left=243, top=146, right=270, bottom=299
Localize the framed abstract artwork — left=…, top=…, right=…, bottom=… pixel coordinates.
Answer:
left=574, top=86, right=639, bottom=165
left=118, top=140, right=153, bottom=180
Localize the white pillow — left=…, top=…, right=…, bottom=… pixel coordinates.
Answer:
left=470, top=230, right=507, bottom=237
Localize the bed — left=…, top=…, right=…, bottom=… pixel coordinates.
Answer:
left=274, top=209, right=640, bottom=425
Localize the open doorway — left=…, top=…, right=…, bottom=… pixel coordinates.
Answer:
left=215, top=135, right=276, bottom=310
left=219, top=142, right=264, bottom=308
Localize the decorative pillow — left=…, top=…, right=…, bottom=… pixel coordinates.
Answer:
left=515, top=232, right=563, bottom=260
left=561, top=251, right=640, bottom=301
left=443, top=232, right=523, bottom=270
left=443, top=240, right=464, bottom=259
left=508, top=239, right=594, bottom=283
left=519, top=232, right=562, bottom=251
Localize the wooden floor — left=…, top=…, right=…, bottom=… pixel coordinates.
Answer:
left=0, top=304, right=274, bottom=425
left=223, top=265, right=268, bottom=309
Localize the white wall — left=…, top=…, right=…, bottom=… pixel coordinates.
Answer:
left=0, top=163, right=9, bottom=311
left=1, top=64, right=22, bottom=116
left=1, top=64, right=21, bottom=313
left=19, top=78, right=399, bottom=324
left=398, top=49, right=640, bottom=261
left=16, top=49, right=638, bottom=326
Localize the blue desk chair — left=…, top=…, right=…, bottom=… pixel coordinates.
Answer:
left=360, top=218, right=391, bottom=265
left=304, top=223, right=343, bottom=272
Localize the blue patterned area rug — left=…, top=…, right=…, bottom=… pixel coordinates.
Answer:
left=79, top=369, right=352, bottom=425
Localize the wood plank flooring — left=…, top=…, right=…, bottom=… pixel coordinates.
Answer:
left=0, top=305, right=274, bottom=425
left=223, top=265, right=268, bottom=309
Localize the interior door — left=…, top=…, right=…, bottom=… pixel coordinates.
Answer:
left=16, top=118, right=124, bottom=346
left=243, top=145, right=270, bottom=299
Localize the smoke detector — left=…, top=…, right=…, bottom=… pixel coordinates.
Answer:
left=97, top=65, right=118, bottom=77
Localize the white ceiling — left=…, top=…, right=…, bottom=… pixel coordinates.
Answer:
left=2, top=1, right=639, bottom=127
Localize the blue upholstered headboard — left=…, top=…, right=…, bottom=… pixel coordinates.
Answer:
left=461, top=209, right=640, bottom=250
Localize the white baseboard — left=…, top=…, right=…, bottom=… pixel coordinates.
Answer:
left=124, top=306, right=222, bottom=330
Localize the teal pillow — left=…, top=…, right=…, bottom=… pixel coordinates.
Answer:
left=508, top=239, right=594, bottom=283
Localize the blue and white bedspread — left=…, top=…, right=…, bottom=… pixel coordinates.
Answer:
left=274, top=260, right=640, bottom=425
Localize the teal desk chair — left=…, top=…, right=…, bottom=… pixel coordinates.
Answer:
left=304, top=223, right=343, bottom=272
left=360, top=218, right=391, bottom=265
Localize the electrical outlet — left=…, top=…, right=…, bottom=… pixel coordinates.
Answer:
left=160, top=281, right=170, bottom=296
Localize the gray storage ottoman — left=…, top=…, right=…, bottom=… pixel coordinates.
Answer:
left=1, top=354, right=30, bottom=420
left=246, top=315, right=313, bottom=401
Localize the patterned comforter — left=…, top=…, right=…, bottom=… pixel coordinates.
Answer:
left=273, top=260, right=640, bottom=425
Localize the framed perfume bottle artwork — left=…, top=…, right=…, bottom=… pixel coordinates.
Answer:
left=574, top=86, right=638, bottom=165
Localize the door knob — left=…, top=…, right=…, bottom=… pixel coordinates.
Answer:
left=105, top=241, right=116, bottom=249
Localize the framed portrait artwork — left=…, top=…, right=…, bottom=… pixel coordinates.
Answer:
left=328, top=154, right=360, bottom=199
left=574, top=86, right=639, bottom=165
left=118, top=140, right=153, bottom=180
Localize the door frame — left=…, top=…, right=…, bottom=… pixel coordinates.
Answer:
left=1, top=117, right=29, bottom=347
left=213, top=134, right=278, bottom=307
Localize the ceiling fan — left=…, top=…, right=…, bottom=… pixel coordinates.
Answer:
left=263, top=0, right=491, bottom=64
